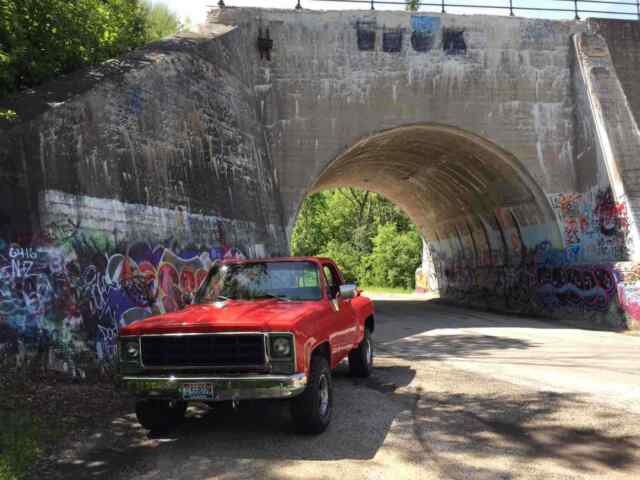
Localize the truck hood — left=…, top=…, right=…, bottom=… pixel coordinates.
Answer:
left=119, top=299, right=317, bottom=335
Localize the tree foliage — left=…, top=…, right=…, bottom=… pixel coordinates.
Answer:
left=0, top=0, right=180, bottom=98
left=291, top=188, right=422, bottom=289
left=142, top=1, right=182, bottom=41
left=405, top=0, right=420, bottom=11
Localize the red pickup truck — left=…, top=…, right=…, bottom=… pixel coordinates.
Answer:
left=117, top=257, right=375, bottom=434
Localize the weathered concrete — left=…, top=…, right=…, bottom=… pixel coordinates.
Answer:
left=207, top=8, right=640, bottom=330
left=3, top=8, right=640, bottom=373
left=0, top=29, right=287, bottom=374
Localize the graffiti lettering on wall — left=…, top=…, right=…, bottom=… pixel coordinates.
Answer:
left=419, top=184, right=636, bottom=328
left=411, top=16, right=440, bottom=53
left=433, top=239, right=621, bottom=319
left=0, top=227, right=246, bottom=374
left=548, top=186, right=630, bottom=262
left=356, top=21, right=376, bottom=51
left=382, top=30, right=403, bottom=53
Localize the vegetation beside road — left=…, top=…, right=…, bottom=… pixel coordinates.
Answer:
left=292, top=188, right=422, bottom=290
left=0, top=372, right=132, bottom=480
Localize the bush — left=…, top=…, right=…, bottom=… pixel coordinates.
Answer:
left=362, top=224, right=422, bottom=290
left=0, top=411, right=41, bottom=480
left=292, top=188, right=423, bottom=290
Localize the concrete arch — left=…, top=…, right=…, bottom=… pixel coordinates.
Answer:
left=293, top=124, right=562, bottom=263
left=305, top=124, right=562, bottom=251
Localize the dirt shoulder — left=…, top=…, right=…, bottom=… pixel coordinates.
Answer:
left=0, top=371, right=139, bottom=480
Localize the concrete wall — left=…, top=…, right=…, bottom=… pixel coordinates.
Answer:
left=211, top=9, right=640, bottom=330
left=0, top=30, right=287, bottom=375
left=3, top=8, right=640, bottom=374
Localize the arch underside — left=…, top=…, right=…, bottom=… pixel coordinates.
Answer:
left=312, top=124, right=561, bottom=264
left=307, top=124, right=622, bottom=318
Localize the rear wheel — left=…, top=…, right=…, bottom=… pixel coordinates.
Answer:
left=135, top=400, right=186, bottom=432
left=290, top=355, right=332, bottom=434
left=349, top=329, right=373, bottom=377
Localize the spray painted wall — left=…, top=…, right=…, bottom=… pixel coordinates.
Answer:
left=0, top=31, right=288, bottom=373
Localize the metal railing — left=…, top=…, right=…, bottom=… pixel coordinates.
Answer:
left=289, top=0, right=640, bottom=20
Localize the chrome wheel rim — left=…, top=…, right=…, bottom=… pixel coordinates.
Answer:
left=366, top=338, right=373, bottom=366
left=318, top=374, right=329, bottom=417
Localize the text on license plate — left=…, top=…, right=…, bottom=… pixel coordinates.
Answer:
left=182, top=383, right=215, bottom=400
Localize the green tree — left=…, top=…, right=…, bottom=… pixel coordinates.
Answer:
left=292, top=187, right=423, bottom=289
left=406, top=0, right=420, bottom=11
left=0, top=0, right=180, bottom=98
left=363, top=223, right=422, bottom=290
left=142, top=1, right=181, bottom=42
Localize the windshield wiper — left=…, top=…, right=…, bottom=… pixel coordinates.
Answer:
left=254, top=294, right=291, bottom=302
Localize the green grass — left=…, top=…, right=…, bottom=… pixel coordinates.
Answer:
left=361, top=286, right=416, bottom=295
left=0, top=410, right=41, bottom=480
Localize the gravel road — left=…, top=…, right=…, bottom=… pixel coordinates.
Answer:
left=51, top=297, right=640, bottom=480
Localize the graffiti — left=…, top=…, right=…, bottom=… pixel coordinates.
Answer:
left=594, top=187, right=629, bottom=237
left=356, top=21, right=376, bottom=51
left=382, top=30, right=403, bottom=53
left=548, top=186, right=630, bottom=262
left=128, top=87, right=144, bottom=114
left=410, top=16, right=440, bottom=53
left=442, top=29, right=466, bottom=55
left=0, top=227, right=246, bottom=373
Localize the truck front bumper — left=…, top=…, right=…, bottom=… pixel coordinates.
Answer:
left=118, top=373, right=307, bottom=402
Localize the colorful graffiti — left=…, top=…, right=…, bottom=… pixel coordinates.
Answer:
left=548, top=186, right=630, bottom=262
left=420, top=186, right=636, bottom=328
left=0, top=228, right=246, bottom=374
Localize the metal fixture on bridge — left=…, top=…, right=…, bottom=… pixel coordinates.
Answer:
left=258, top=28, right=274, bottom=60
left=310, top=0, right=640, bottom=21
left=296, top=0, right=302, bottom=9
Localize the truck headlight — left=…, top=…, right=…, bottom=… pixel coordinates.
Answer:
left=120, top=338, right=140, bottom=363
left=271, top=337, right=292, bottom=357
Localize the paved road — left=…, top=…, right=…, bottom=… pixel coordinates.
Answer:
left=60, top=298, right=640, bottom=479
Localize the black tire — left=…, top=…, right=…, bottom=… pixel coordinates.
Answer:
left=290, top=354, right=332, bottom=434
left=135, top=400, right=186, bottom=431
left=349, top=329, right=373, bottom=378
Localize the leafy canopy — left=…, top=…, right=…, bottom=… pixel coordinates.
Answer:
left=0, top=0, right=182, bottom=98
left=291, top=188, right=422, bottom=290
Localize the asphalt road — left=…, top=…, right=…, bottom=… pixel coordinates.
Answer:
left=58, top=297, right=640, bottom=480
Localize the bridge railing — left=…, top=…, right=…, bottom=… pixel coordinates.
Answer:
left=211, top=0, right=639, bottom=20
left=305, top=0, right=640, bottom=19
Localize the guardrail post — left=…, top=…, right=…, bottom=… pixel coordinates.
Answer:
left=295, top=0, right=302, bottom=9
left=509, top=0, right=514, bottom=16
left=218, top=0, right=225, bottom=7
left=441, top=0, right=445, bottom=13
left=371, top=0, right=374, bottom=10
left=574, top=0, right=580, bottom=20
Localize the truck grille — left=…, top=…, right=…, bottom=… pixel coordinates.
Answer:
left=140, top=334, right=266, bottom=369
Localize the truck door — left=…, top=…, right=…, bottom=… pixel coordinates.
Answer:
left=322, top=263, right=356, bottom=364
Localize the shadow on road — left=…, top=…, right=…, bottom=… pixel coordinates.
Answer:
left=417, top=389, right=640, bottom=477
left=44, top=363, right=419, bottom=479
left=378, top=333, right=534, bottom=360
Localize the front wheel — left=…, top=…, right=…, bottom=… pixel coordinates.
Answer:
left=290, top=355, right=332, bottom=434
left=349, top=329, right=373, bottom=378
left=135, top=400, right=186, bottom=432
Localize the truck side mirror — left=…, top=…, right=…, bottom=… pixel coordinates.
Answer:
left=339, top=284, right=357, bottom=299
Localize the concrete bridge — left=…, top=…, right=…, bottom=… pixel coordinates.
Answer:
left=2, top=8, right=640, bottom=372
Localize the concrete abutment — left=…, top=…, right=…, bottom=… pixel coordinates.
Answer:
left=1, top=9, right=640, bottom=374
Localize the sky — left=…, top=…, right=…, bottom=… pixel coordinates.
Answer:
left=156, top=0, right=638, bottom=28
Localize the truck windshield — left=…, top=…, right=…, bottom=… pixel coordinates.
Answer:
left=195, top=261, right=322, bottom=302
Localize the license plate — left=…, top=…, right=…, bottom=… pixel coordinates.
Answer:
left=182, top=383, right=215, bottom=401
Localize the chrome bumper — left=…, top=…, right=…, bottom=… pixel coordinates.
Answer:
left=118, top=373, right=307, bottom=402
